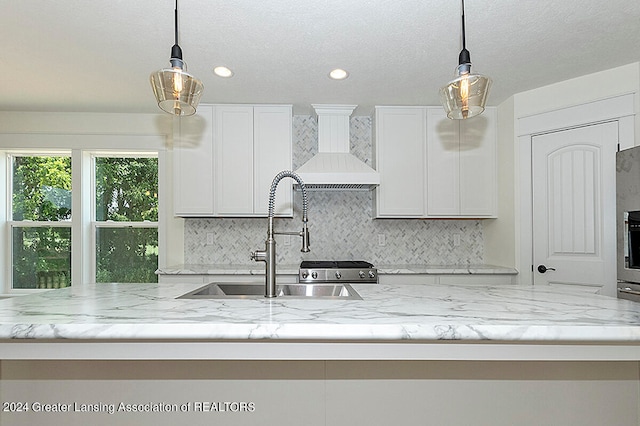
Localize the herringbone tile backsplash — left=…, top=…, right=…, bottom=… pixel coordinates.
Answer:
left=184, top=116, right=483, bottom=265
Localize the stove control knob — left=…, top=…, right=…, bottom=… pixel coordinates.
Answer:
left=335, top=271, right=342, bottom=279
left=368, top=270, right=376, bottom=279
left=311, top=271, right=318, bottom=279
left=359, top=271, right=366, bottom=279
left=301, top=271, right=309, bottom=279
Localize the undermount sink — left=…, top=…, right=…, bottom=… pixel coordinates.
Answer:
left=177, top=282, right=362, bottom=300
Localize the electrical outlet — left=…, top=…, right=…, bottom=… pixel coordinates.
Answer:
left=378, top=234, right=386, bottom=246
left=453, top=234, right=461, bottom=247
left=206, top=233, right=214, bottom=245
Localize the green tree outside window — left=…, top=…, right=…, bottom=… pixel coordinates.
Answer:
left=12, top=156, right=72, bottom=289
left=94, top=157, right=159, bottom=283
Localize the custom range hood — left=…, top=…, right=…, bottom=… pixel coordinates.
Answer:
left=295, top=104, right=380, bottom=190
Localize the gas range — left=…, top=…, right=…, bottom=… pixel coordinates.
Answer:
left=299, top=261, right=378, bottom=284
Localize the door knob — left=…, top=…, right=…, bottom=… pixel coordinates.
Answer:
left=537, top=265, right=556, bottom=273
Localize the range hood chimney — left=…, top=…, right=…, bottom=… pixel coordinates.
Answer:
left=294, top=104, right=380, bottom=190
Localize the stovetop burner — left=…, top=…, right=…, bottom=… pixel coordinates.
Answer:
left=300, top=260, right=374, bottom=269
left=299, top=260, right=377, bottom=283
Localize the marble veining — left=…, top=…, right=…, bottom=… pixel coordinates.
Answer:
left=1, top=282, right=639, bottom=342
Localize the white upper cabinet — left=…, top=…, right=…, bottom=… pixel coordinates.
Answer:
left=426, top=107, right=497, bottom=217
left=374, top=106, right=426, bottom=217
left=174, top=104, right=293, bottom=217
left=458, top=108, right=497, bottom=217
left=174, top=104, right=215, bottom=216
left=214, top=106, right=254, bottom=215
left=426, top=108, right=460, bottom=216
left=374, top=106, right=497, bottom=219
left=253, top=106, right=293, bottom=216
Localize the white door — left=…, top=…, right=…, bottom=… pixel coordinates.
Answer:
left=532, top=121, right=618, bottom=295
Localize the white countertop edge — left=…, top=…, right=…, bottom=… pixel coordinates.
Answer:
left=377, top=265, right=518, bottom=275
left=3, top=323, right=639, bottom=342
left=2, top=341, right=640, bottom=361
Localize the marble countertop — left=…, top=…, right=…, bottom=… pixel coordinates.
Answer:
left=1, top=281, right=638, bottom=342
left=156, top=263, right=518, bottom=276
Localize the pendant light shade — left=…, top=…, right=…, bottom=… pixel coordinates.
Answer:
left=151, top=65, right=204, bottom=116
left=150, top=0, right=203, bottom=116
left=439, top=0, right=491, bottom=120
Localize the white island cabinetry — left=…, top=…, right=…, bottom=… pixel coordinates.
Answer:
left=174, top=104, right=292, bottom=217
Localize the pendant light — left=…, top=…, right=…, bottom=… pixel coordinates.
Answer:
left=150, top=0, right=204, bottom=116
left=439, top=0, right=491, bottom=120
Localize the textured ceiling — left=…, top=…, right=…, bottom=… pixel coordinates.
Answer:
left=1, top=0, right=639, bottom=116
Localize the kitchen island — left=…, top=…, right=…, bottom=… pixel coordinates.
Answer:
left=1, top=280, right=639, bottom=360
left=2, top=281, right=640, bottom=426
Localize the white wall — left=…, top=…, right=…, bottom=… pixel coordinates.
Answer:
left=513, top=62, right=640, bottom=124
left=486, top=62, right=640, bottom=275
left=484, top=96, right=515, bottom=268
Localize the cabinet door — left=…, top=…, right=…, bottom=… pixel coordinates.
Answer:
left=374, top=107, right=426, bottom=217
left=459, top=107, right=496, bottom=216
left=426, top=107, right=497, bottom=218
left=214, top=106, right=254, bottom=215
left=254, top=106, right=293, bottom=216
left=426, top=108, right=460, bottom=216
left=174, top=105, right=215, bottom=216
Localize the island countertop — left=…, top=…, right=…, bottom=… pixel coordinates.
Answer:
left=2, top=281, right=640, bottom=360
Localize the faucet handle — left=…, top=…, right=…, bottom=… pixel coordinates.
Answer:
left=251, top=250, right=266, bottom=262
left=300, top=224, right=310, bottom=253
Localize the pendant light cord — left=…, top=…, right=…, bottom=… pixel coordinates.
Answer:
left=174, top=0, right=179, bottom=46
left=458, top=0, right=471, bottom=66
left=170, top=0, right=183, bottom=62
left=461, top=0, right=466, bottom=51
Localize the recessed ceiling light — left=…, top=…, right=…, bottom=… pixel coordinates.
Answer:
left=329, top=68, right=349, bottom=80
left=213, top=66, right=234, bottom=78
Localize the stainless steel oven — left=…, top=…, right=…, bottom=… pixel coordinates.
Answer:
left=618, top=211, right=640, bottom=301
left=616, top=146, right=640, bottom=300
left=624, top=211, right=640, bottom=270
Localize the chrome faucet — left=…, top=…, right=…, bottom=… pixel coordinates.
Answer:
left=251, top=171, right=310, bottom=297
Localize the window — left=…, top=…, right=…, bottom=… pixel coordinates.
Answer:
left=10, top=154, right=72, bottom=289
left=93, top=156, right=158, bottom=283
left=6, top=151, right=160, bottom=291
